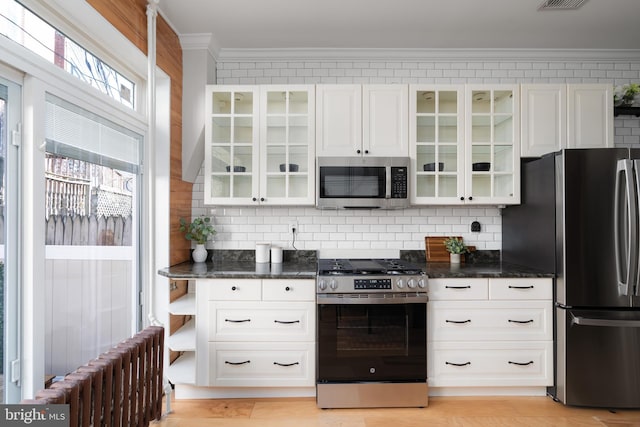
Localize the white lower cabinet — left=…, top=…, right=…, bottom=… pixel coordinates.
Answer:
left=209, top=341, right=315, bottom=387
left=197, top=278, right=316, bottom=388
left=208, top=301, right=315, bottom=342
left=430, top=300, right=552, bottom=342
left=429, top=341, right=553, bottom=387
left=427, top=277, right=553, bottom=389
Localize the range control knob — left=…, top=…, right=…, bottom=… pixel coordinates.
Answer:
left=329, top=279, right=338, bottom=291
left=407, top=278, right=417, bottom=289
left=396, top=278, right=405, bottom=289
left=318, top=279, right=327, bottom=291
left=418, top=278, right=426, bottom=288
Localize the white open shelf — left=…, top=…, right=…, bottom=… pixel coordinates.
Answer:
left=169, top=293, right=196, bottom=315
left=167, top=352, right=195, bottom=385
left=168, top=318, right=196, bottom=351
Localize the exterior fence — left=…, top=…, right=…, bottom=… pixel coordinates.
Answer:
left=0, top=214, right=132, bottom=245
left=45, top=214, right=133, bottom=246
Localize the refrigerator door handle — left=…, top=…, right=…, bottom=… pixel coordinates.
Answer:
left=614, top=159, right=636, bottom=297
left=635, top=160, right=640, bottom=298
left=571, top=315, right=640, bottom=328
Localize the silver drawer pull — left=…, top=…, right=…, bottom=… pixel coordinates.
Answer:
left=274, top=320, right=300, bottom=324
left=508, top=319, right=534, bottom=324
left=445, top=285, right=471, bottom=289
left=445, top=361, right=471, bottom=367
left=446, top=319, right=471, bottom=324
left=225, top=318, right=251, bottom=323
left=273, top=362, right=300, bottom=367
left=508, top=285, right=534, bottom=289
left=508, top=360, right=534, bottom=366
left=225, top=360, right=250, bottom=365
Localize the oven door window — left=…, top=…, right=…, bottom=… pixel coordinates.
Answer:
left=319, top=166, right=386, bottom=198
left=317, top=302, right=426, bottom=382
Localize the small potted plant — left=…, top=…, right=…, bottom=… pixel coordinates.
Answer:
left=443, top=237, right=468, bottom=264
left=614, top=83, right=639, bottom=107
left=179, top=216, right=216, bottom=262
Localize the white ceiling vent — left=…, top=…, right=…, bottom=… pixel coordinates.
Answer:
left=538, top=0, right=589, bottom=10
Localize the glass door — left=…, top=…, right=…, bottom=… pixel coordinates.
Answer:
left=410, top=85, right=464, bottom=204
left=204, top=86, right=259, bottom=205
left=260, top=86, right=315, bottom=205
left=466, top=85, right=520, bottom=204
left=43, top=94, right=142, bottom=379
left=0, top=77, right=21, bottom=403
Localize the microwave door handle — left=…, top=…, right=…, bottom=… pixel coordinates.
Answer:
left=385, top=166, right=391, bottom=198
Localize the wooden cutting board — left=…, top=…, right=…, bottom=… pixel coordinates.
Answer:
left=425, top=236, right=475, bottom=263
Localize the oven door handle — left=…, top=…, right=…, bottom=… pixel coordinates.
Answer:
left=316, top=295, right=429, bottom=304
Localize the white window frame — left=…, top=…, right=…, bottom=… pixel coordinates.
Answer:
left=0, top=0, right=171, bottom=400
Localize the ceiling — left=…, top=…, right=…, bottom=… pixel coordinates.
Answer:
left=158, top=0, right=640, bottom=54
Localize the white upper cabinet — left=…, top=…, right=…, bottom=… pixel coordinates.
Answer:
left=204, top=85, right=260, bottom=205
left=410, top=84, right=520, bottom=205
left=520, top=84, right=566, bottom=158
left=521, top=84, right=612, bottom=158
left=316, top=84, right=408, bottom=157
left=465, top=85, right=520, bottom=205
left=259, top=85, right=316, bottom=205
left=204, top=85, right=316, bottom=205
left=363, top=85, right=409, bottom=156
left=316, top=85, right=362, bottom=156
left=410, top=85, right=465, bottom=205
left=567, top=84, right=613, bottom=149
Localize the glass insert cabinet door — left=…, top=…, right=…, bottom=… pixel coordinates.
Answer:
left=410, top=85, right=465, bottom=204
left=204, top=86, right=260, bottom=205
left=259, top=86, right=315, bottom=205
left=466, top=85, right=520, bottom=204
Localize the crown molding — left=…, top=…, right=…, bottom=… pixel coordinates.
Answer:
left=178, top=33, right=220, bottom=60
left=216, top=48, right=640, bottom=63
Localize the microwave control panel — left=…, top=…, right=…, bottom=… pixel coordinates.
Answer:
left=390, top=167, right=408, bottom=198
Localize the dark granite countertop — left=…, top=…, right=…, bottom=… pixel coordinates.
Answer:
left=400, top=250, right=553, bottom=279
left=421, top=262, right=554, bottom=278
left=158, top=249, right=553, bottom=280
left=158, top=249, right=317, bottom=279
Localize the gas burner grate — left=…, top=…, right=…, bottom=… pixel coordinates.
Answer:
left=318, top=258, right=424, bottom=276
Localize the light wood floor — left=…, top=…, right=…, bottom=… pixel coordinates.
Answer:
left=156, top=396, right=640, bottom=427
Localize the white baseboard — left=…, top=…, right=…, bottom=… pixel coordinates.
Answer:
left=174, top=384, right=316, bottom=399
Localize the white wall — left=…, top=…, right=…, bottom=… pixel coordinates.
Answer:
left=191, top=55, right=640, bottom=253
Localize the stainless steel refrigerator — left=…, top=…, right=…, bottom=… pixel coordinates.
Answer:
left=503, top=148, right=640, bottom=409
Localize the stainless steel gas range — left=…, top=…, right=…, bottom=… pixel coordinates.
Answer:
left=316, top=258, right=429, bottom=409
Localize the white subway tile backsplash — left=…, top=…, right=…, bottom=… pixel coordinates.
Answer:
left=193, top=56, right=640, bottom=253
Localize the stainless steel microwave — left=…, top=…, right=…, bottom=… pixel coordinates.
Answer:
left=316, top=157, right=410, bottom=209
